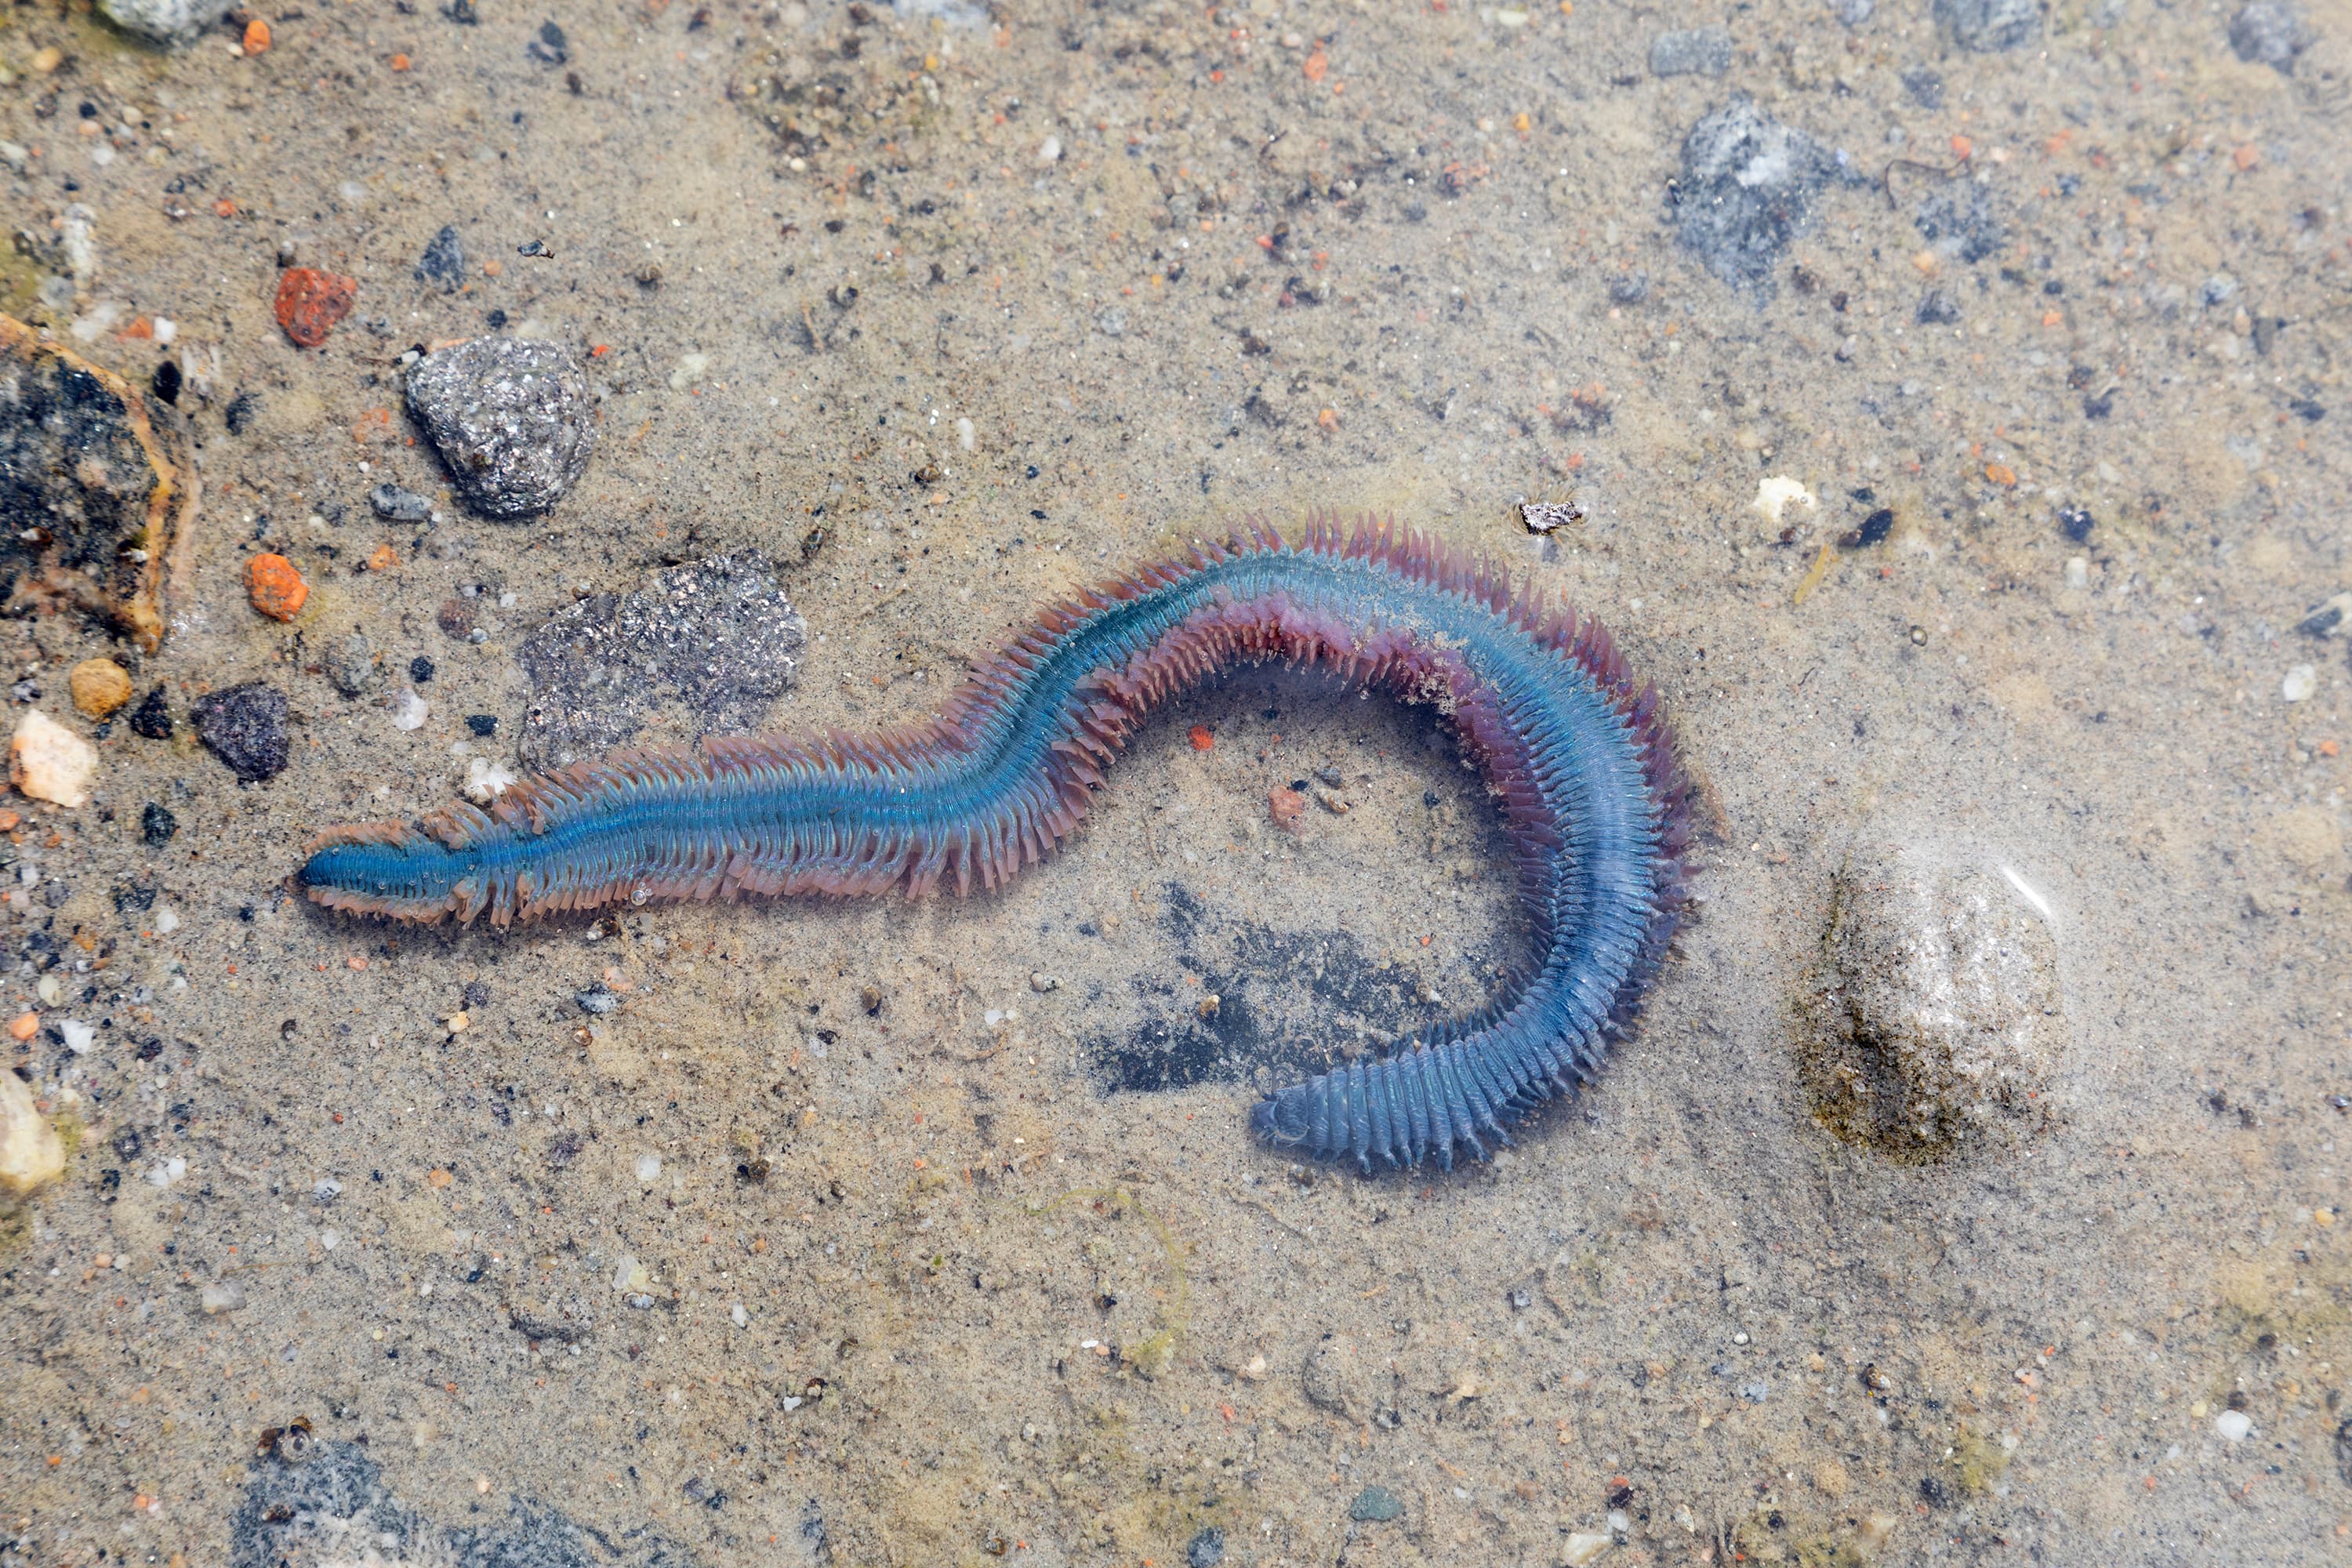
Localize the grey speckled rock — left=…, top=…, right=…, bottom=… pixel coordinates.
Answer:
left=2229, top=2, right=2310, bottom=73
left=97, top=0, right=210, bottom=44
left=405, top=339, right=594, bottom=519
left=1672, top=99, right=1847, bottom=292
left=1797, top=840, right=2066, bottom=1161
left=1650, top=27, right=1732, bottom=78
left=1933, top=0, right=2040, bottom=53
left=518, top=552, right=807, bottom=770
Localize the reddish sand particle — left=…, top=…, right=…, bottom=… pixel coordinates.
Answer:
left=274, top=267, right=355, bottom=348
left=245, top=553, right=309, bottom=620
left=1188, top=725, right=1214, bottom=750
left=1268, top=785, right=1305, bottom=833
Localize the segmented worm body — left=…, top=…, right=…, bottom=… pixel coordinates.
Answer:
left=303, top=515, right=1693, bottom=1171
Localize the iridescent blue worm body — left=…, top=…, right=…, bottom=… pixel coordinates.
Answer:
left=302, top=515, right=1693, bottom=1171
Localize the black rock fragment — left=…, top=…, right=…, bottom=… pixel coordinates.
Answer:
left=191, top=682, right=291, bottom=783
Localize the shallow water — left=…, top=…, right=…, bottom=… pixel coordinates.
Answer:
left=2, top=2, right=2347, bottom=1564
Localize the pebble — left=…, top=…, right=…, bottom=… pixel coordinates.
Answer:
left=199, top=1279, right=248, bottom=1315
left=9, top=710, right=96, bottom=808
left=2229, top=3, right=2309, bottom=74
left=58, top=1019, right=94, bottom=1054
left=1, top=317, right=197, bottom=653
left=192, top=682, right=292, bottom=782
left=245, top=552, right=310, bottom=621
left=1916, top=289, right=1964, bottom=326
left=634, top=1152, right=661, bottom=1181
left=406, top=339, right=596, bottom=519
left=1030, top=972, right=1060, bottom=992
left=0, top=1069, right=64, bottom=1197
left=370, top=483, right=433, bottom=523
left=1521, top=502, right=1584, bottom=533
left=1186, top=1526, right=1225, bottom=1567
left=2294, top=593, right=2352, bottom=645
left=1348, top=1486, right=1403, bottom=1523
left=415, top=225, right=467, bottom=289
left=1933, top=0, right=2039, bottom=52
left=273, top=268, right=358, bottom=350
left=391, top=688, right=429, bottom=731
left=1649, top=27, right=1731, bottom=78
left=2281, top=664, right=2318, bottom=702
left=1673, top=100, right=1844, bottom=290
left=68, top=658, right=131, bottom=719
left=1798, top=838, right=2065, bottom=1159
left=1835, top=0, right=1875, bottom=23
left=577, top=985, right=619, bottom=1016
left=2215, top=1409, right=2252, bottom=1442
left=325, top=633, right=377, bottom=697
left=141, top=801, right=176, bottom=846
left=96, top=0, right=211, bottom=43
left=1561, top=1532, right=1613, bottom=1566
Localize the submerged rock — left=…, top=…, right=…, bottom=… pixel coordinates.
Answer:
left=9, top=710, right=96, bottom=808
left=0, top=1069, right=64, bottom=1198
left=1797, top=840, right=2066, bottom=1160
left=405, top=339, right=595, bottom=519
left=96, top=0, right=210, bottom=45
left=193, top=682, right=291, bottom=783
left=1671, top=100, right=1848, bottom=292
left=518, top=551, right=806, bottom=770
left=1933, top=0, right=2039, bottom=52
left=0, top=314, right=198, bottom=651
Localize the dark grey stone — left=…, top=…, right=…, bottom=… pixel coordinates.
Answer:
left=369, top=482, right=432, bottom=522
left=233, top=1441, right=706, bottom=1568
left=1916, top=289, right=1964, bottom=325
left=1836, top=0, right=1875, bottom=24
left=415, top=225, right=466, bottom=289
left=1915, top=182, right=2003, bottom=264
left=1348, top=1485, right=1404, bottom=1523
left=192, top=683, right=291, bottom=783
left=406, top=339, right=595, bottom=520
left=1934, top=0, right=2040, bottom=53
left=1187, top=1526, right=1226, bottom=1567
left=1901, top=66, right=1944, bottom=110
left=2230, top=3, right=2309, bottom=72
left=518, top=551, right=808, bottom=770
left=325, top=633, right=377, bottom=697
left=1650, top=27, right=1732, bottom=78
left=1609, top=270, right=1650, bottom=305
left=1671, top=99, right=1848, bottom=292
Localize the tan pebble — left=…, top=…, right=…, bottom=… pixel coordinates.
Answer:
left=0, top=1067, right=65, bottom=1197
left=69, top=658, right=132, bottom=718
left=9, top=710, right=96, bottom=808
left=30, top=46, right=63, bottom=74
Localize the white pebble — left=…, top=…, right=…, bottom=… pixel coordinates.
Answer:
left=391, top=687, right=429, bottom=731
left=463, top=757, right=517, bottom=803
left=9, top=710, right=97, bottom=808
left=145, top=1155, right=187, bottom=1189
left=199, top=1279, right=247, bottom=1315
left=1751, top=474, right=1817, bottom=528
left=57, top=1019, right=95, bottom=1054
left=2215, top=1409, right=2251, bottom=1442
left=2281, top=664, right=2317, bottom=702
left=320, top=1229, right=340, bottom=1250
left=0, top=1069, right=64, bottom=1197
left=634, top=1153, right=662, bottom=1182
left=2063, top=555, right=2088, bottom=589
left=731, top=1302, right=748, bottom=1328
left=153, top=906, right=180, bottom=935
left=1029, top=973, right=1060, bottom=993
left=1036, top=134, right=1062, bottom=163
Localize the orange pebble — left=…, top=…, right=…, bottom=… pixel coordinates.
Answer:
left=1984, top=462, right=2017, bottom=487
left=390, top=53, right=411, bottom=71
left=0, top=811, right=20, bottom=833
left=242, top=18, right=270, bottom=55
left=368, top=543, right=400, bottom=572
left=1950, top=135, right=1973, bottom=161
left=1267, top=786, right=1305, bottom=833
left=245, top=553, right=309, bottom=620
left=1188, top=725, right=1214, bottom=751
left=8, top=1012, right=38, bottom=1042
